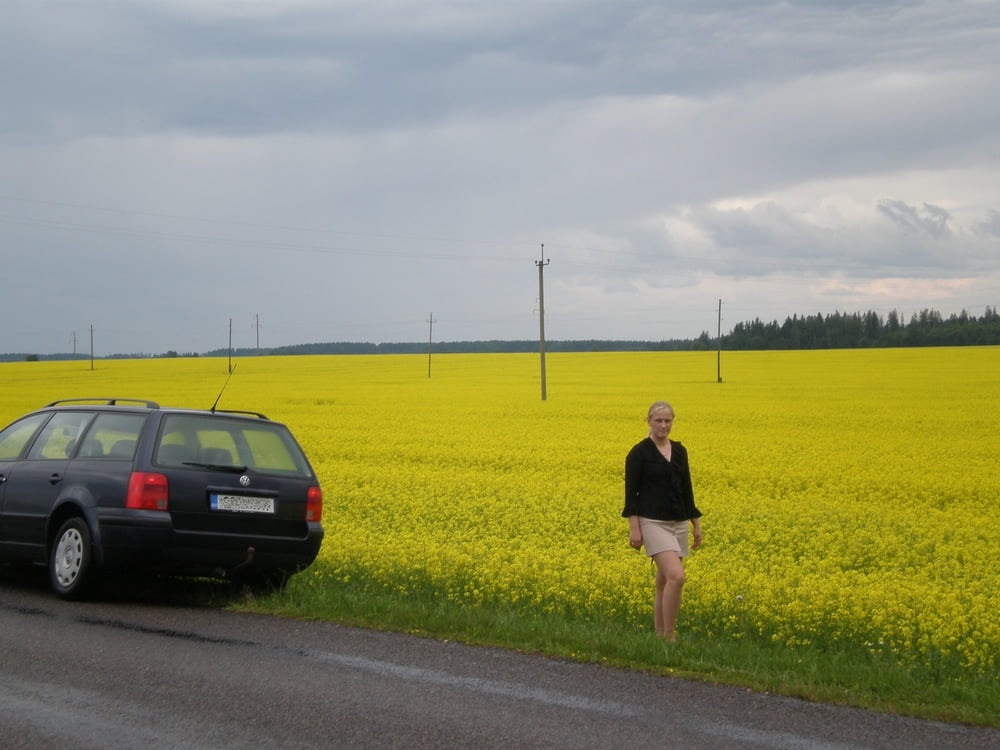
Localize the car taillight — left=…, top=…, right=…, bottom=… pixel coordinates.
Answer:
left=305, top=486, right=323, bottom=522
left=126, top=472, right=169, bottom=511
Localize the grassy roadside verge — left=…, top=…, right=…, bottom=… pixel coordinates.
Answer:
left=232, top=579, right=1000, bottom=729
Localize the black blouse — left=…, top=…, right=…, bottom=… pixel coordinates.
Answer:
left=622, top=437, right=701, bottom=521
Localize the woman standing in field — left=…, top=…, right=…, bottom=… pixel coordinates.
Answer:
left=624, top=400, right=702, bottom=641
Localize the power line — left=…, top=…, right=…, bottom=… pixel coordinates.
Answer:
left=0, top=193, right=534, bottom=246
left=0, top=212, right=536, bottom=263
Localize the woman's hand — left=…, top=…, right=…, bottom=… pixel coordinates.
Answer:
left=691, top=520, right=703, bottom=550
left=629, top=527, right=643, bottom=550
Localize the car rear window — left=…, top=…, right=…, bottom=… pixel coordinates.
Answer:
left=155, top=414, right=313, bottom=478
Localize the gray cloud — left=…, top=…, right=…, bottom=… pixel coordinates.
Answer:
left=877, top=200, right=952, bottom=240
left=1, top=0, right=998, bottom=353
left=976, top=210, right=1000, bottom=238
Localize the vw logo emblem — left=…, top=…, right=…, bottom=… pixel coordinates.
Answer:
left=239, top=474, right=251, bottom=487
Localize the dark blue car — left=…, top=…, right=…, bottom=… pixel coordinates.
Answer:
left=0, top=399, right=324, bottom=598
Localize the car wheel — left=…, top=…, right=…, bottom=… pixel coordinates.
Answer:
left=50, top=517, right=97, bottom=599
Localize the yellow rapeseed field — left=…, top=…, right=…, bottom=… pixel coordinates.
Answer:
left=1, top=347, right=997, bottom=675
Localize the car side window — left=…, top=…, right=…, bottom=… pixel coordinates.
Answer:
left=0, top=414, right=50, bottom=460
left=27, top=412, right=96, bottom=459
left=84, top=413, right=147, bottom=459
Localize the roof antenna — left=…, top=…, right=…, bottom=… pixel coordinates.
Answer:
left=211, top=365, right=237, bottom=413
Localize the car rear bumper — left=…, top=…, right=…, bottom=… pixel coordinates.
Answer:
left=94, top=508, right=324, bottom=577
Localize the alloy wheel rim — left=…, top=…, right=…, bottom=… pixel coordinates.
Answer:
left=55, top=528, right=83, bottom=587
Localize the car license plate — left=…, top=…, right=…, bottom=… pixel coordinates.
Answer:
left=210, top=494, right=275, bottom=514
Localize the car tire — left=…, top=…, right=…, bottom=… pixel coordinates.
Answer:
left=50, top=517, right=97, bottom=600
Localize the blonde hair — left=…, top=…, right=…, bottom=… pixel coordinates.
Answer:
left=647, top=400, right=675, bottom=419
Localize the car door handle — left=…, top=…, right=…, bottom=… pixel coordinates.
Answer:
left=49, top=472, right=63, bottom=485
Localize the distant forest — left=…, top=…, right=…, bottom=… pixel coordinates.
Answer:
left=198, top=305, right=1000, bottom=355
left=718, top=306, right=1000, bottom=350
left=3, top=306, right=997, bottom=362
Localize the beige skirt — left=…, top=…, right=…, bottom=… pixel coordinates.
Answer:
left=639, top=517, right=690, bottom=558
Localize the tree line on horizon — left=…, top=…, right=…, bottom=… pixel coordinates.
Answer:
left=3, top=306, right=997, bottom=362
left=717, top=306, right=999, bottom=350
left=211, top=305, right=1000, bottom=354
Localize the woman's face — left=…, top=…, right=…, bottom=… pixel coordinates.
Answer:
left=647, top=408, right=674, bottom=439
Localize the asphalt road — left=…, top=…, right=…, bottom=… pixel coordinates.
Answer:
left=0, top=570, right=996, bottom=750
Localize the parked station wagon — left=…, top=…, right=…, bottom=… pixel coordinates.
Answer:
left=0, top=398, right=324, bottom=598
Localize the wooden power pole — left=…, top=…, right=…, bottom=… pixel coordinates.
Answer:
left=536, top=244, right=550, bottom=401
left=427, top=313, right=434, bottom=378
left=717, top=298, right=723, bottom=383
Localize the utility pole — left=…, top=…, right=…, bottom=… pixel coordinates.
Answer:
left=716, top=298, right=723, bottom=383
left=89, top=325, right=94, bottom=371
left=427, top=313, right=434, bottom=379
left=536, top=244, right=550, bottom=401
left=228, top=318, right=233, bottom=374
left=255, top=314, right=260, bottom=356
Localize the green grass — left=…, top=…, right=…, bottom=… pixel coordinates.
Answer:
left=232, top=578, right=1000, bottom=729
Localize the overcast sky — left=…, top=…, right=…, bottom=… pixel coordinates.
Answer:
left=2, top=0, right=998, bottom=355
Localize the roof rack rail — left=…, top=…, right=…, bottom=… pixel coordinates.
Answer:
left=45, top=398, right=160, bottom=409
left=209, top=408, right=270, bottom=420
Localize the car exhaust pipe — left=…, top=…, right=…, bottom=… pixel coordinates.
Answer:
left=216, top=546, right=256, bottom=579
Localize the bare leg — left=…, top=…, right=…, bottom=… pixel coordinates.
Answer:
left=652, top=550, right=686, bottom=640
